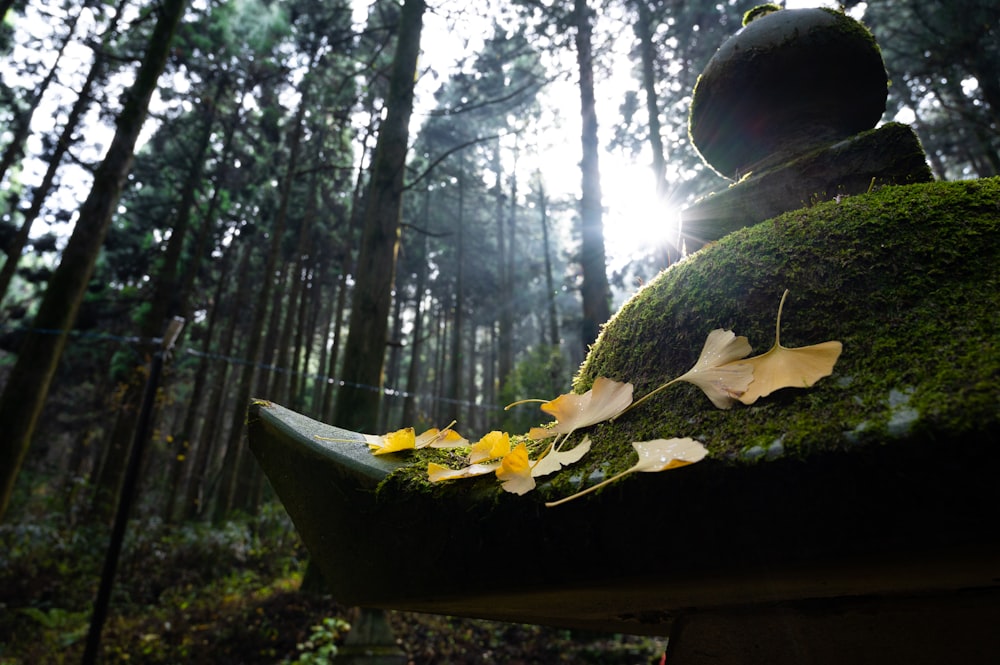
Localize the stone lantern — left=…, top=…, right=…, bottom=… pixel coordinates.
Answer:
left=680, top=5, right=931, bottom=248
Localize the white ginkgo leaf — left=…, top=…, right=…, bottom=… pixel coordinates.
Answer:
left=631, top=438, right=708, bottom=472
left=541, top=377, right=634, bottom=433
left=530, top=437, right=592, bottom=478
left=427, top=461, right=500, bottom=483
left=674, top=329, right=755, bottom=409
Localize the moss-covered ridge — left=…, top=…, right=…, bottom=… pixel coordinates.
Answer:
left=575, top=177, right=1000, bottom=475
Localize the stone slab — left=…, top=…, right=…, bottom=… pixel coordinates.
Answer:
left=680, top=122, right=932, bottom=249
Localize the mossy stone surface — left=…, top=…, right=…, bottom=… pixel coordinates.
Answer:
left=689, top=7, right=888, bottom=179
left=577, top=177, right=999, bottom=472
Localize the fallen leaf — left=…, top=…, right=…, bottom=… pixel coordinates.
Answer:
left=416, top=426, right=468, bottom=449
left=427, top=461, right=500, bottom=482
left=496, top=442, right=535, bottom=495
left=370, top=427, right=416, bottom=455
left=541, top=377, right=634, bottom=434
left=730, top=290, right=842, bottom=404
left=675, top=329, right=755, bottom=408
left=530, top=436, right=592, bottom=478
left=469, top=430, right=511, bottom=463
left=546, top=438, right=707, bottom=507
left=632, top=438, right=708, bottom=471
left=527, top=426, right=555, bottom=440
left=621, top=329, right=753, bottom=416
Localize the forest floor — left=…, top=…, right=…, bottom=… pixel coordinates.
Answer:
left=0, top=498, right=666, bottom=664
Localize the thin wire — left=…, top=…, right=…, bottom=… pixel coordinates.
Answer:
left=1, top=324, right=503, bottom=412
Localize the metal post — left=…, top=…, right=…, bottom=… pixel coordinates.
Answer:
left=81, top=317, right=184, bottom=665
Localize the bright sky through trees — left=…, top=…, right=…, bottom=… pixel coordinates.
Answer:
left=3, top=0, right=858, bottom=281
left=405, top=0, right=845, bottom=276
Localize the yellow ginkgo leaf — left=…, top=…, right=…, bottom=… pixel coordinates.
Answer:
left=541, top=377, right=634, bottom=434
left=545, top=438, right=707, bottom=507
left=370, top=427, right=416, bottom=455
left=427, top=461, right=500, bottom=483
left=469, top=430, right=511, bottom=463
left=415, top=426, right=468, bottom=449
left=730, top=290, right=843, bottom=405
left=496, top=442, right=535, bottom=495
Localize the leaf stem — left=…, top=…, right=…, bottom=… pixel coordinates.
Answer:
left=775, top=288, right=789, bottom=347
left=612, top=377, right=680, bottom=421
left=504, top=398, right=547, bottom=411
left=545, top=468, right=633, bottom=507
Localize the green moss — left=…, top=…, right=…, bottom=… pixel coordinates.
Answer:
left=575, top=178, right=1000, bottom=469
left=743, top=4, right=782, bottom=26
left=377, top=179, right=1000, bottom=503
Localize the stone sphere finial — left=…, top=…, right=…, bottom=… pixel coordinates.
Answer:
left=689, top=8, right=888, bottom=180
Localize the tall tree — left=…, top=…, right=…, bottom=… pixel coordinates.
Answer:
left=0, top=0, right=189, bottom=521
left=333, top=0, right=425, bottom=431
left=573, top=0, right=611, bottom=351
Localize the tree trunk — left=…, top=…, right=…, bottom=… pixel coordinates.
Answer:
left=320, top=104, right=378, bottom=422
left=495, top=146, right=513, bottom=397
left=212, top=81, right=312, bottom=522
left=536, top=176, right=560, bottom=349
left=401, top=193, right=430, bottom=425
left=574, top=0, right=611, bottom=352
left=292, top=262, right=317, bottom=412
left=0, top=0, right=188, bottom=522
left=311, top=263, right=334, bottom=418
left=182, top=242, right=252, bottom=520
left=380, top=269, right=405, bottom=432
left=334, top=0, right=425, bottom=432
left=271, top=166, right=319, bottom=405
left=446, top=172, right=465, bottom=425
left=320, top=268, right=348, bottom=422
left=432, top=304, right=448, bottom=425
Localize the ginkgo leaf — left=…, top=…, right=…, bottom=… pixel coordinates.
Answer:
left=370, top=427, right=416, bottom=455
left=469, top=430, right=511, bottom=463
left=527, top=426, right=555, bottom=440
left=530, top=436, right=592, bottom=478
left=427, top=461, right=500, bottom=482
left=545, top=438, right=707, bottom=507
left=361, top=433, right=383, bottom=448
left=729, top=290, right=843, bottom=405
left=621, top=329, right=753, bottom=416
left=496, top=442, right=535, bottom=495
left=541, top=377, right=634, bottom=434
left=632, top=437, right=708, bottom=471
left=675, top=329, right=755, bottom=409
left=416, top=426, right=468, bottom=449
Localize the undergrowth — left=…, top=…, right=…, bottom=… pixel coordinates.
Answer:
left=0, top=501, right=665, bottom=664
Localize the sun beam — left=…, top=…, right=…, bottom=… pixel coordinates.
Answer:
left=602, top=160, right=683, bottom=272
